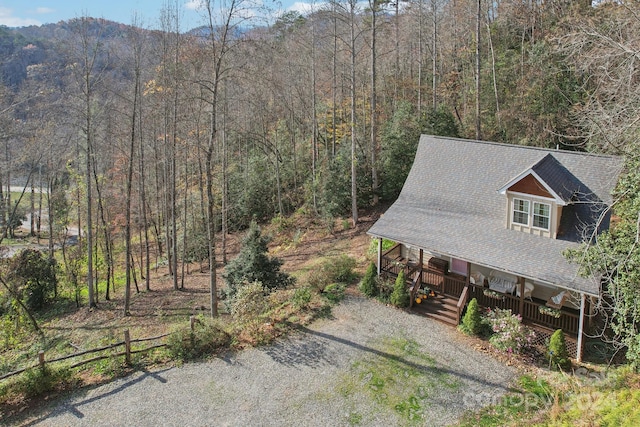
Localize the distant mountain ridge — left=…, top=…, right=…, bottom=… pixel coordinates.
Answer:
left=0, top=18, right=151, bottom=90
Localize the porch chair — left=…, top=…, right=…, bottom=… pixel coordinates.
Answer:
left=469, top=271, right=485, bottom=286
left=516, top=281, right=534, bottom=301
left=546, top=290, right=567, bottom=309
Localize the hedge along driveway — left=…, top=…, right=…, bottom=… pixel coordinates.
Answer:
left=17, top=296, right=517, bottom=426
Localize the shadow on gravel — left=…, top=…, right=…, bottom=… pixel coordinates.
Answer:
left=271, top=325, right=513, bottom=392
left=264, top=332, right=337, bottom=368
left=18, top=368, right=171, bottom=426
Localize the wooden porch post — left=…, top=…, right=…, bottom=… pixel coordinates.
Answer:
left=418, top=249, right=424, bottom=287
left=518, top=277, right=525, bottom=315
left=376, top=238, right=382, bottom=276
left=577, top=293, right=586, bottom=362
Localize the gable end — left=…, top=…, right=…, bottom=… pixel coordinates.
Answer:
left=508, top=174, right=553, bottom=198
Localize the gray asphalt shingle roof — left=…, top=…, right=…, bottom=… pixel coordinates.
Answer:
left=368, top=135, right=624, bottom=295
left=530, top=154, right=582, bottom=203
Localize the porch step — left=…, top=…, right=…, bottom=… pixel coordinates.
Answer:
left=414, top=294, right=459, bottom=326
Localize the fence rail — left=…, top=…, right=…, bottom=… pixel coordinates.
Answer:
left=0, top=318, right=200, bottom=383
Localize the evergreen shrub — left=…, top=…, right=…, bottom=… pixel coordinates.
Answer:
left=459, top=298, right=483, bottom=336
left=223, top=221, right=294, bottom=299
left=548, top=329, right=571, bottom=370
left=390, top=270, right=410, bottom=308
left=359, top=262, right=378, bottom=297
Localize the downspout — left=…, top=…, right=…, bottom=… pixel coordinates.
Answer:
left=577, top=293, right=586, bottom=362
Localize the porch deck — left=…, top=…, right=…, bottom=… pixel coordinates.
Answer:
left=380, top=244, right=580, bottom=341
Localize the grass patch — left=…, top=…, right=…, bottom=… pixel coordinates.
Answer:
left=539, top=367, right=640, bottom=427
left=457, top=367, right=640, bottom=427
left=337, top=336, right=460, bottom=425
left=457, top=374, right=554, bottom=427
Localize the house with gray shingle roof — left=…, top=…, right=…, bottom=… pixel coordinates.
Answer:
left=367, top=135, right=623, bottom=361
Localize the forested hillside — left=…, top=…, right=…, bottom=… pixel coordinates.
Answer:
left=0, top=0, right=637, bottom=317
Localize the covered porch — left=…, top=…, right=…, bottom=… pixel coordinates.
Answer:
left=377, top=242, right=588, bottom=360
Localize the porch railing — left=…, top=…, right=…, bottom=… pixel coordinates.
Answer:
left=456, top=285, right=470, bottom=323
left=521, top=298, right=579, bottom=336
left=380, top=247, right=579, bottom=337
left=380, top=245, right=405, bottom=278
left=469, top=283, right=579, bottom=336
left=444, top=276, right=467, bottom=299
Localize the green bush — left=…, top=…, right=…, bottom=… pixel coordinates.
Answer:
left=166, top=318, right=231, bottom=361
left=231, top=282, right=270, bottom=322
left=308, top=255, right=357, bottom=292
left=548, top=329, right=571, bottom=370
left=359, top=262, right=378, bottom=297
left=332, top=255, right=357, bottom=283
left=291, top=286, right=312, bottom=309
left=390, top=270, right=410, bottom=308
left=8, top=249, right=57, bottom=311
left=459, top=298, right=482, bottom=336
left=15, top=365, right=72, bottom=399
left=323, top=283, right=346, bottom=304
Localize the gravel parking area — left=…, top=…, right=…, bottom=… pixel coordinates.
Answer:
left=15, top=296, right=517, bottom=426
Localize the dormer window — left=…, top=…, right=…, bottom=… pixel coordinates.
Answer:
left=512, top=199, right=529, bottom=225
left=533, top=202, right=550, bottom=230
left=500, top=154, right=579, bottom=239
left=511, top=198, right=551, bottom=231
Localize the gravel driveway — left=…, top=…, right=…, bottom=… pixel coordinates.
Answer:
left=15, top=296, right=517, bottom=426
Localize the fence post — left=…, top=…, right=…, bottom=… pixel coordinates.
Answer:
left=124, top=329, right=131, bottom=365
left=190, top=315, right=195, bottom=331
left=38, top=350, right=45, bottom=369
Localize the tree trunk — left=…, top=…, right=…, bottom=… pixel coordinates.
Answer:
left=124, top=25, right=143, bottom=316
left=432, top=0, right=437, bottom=110
left=221, top=101, right=228, bottom=265
left=475, top=0, right=482, bottom=140
left=486, top=19, right=500, bottom=128
left=350, top=0, right=359, bottom=227
left=370, top=0, right=379, bottom=207
left=86, top=89, right=95, bottom=308
left=311, top=12, right=318, bottom=214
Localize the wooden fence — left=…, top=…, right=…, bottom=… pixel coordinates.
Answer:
left=0, top=316, right=201, bottom=383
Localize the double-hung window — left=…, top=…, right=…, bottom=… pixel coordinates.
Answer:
left=533, top=202, right=550, bottom=230
left=512, top=198, right=529, bottom=226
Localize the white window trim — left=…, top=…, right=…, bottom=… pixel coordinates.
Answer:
left=512, top=198, right=530, bottom=226
left=532, top=201, right=551, bottom=231
left=507, top=190, right=556, bottom=203
left=511, top=195, right=553, bottom=232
